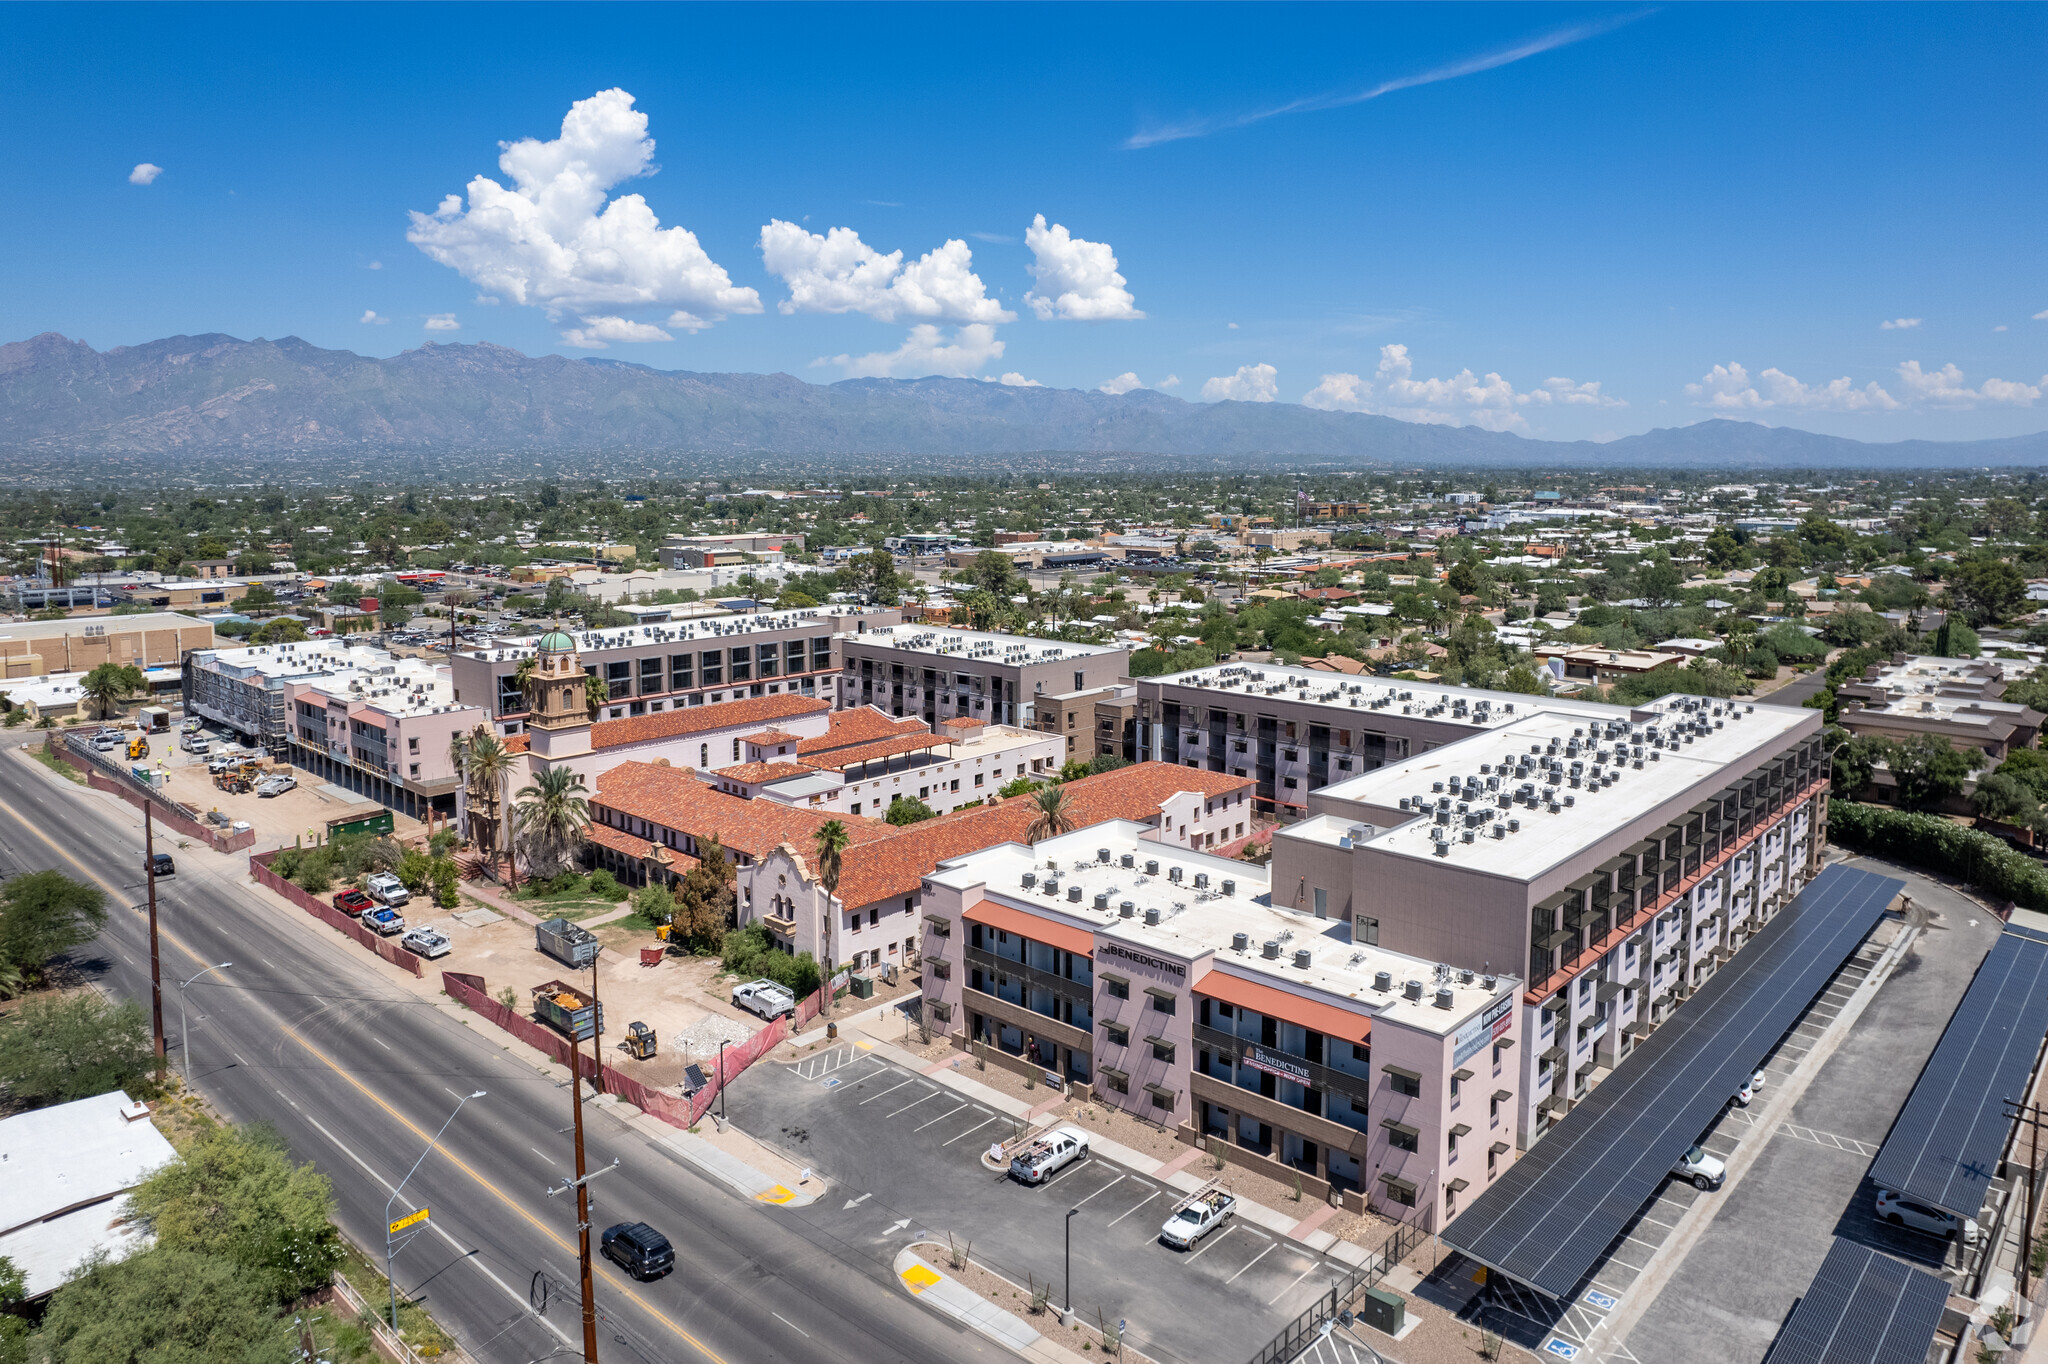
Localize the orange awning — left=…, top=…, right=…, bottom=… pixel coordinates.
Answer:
left=1194, top=968, right=1371, bottom=1044
left=964, top=900, right=1095, bottom=956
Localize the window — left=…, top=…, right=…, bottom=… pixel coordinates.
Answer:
left=1383, top=1120, right=1420, bottom=1153
left=1382, top=1178, right=1417, bottom=1208
left=974, top=772, right=983, bottom=787
left=1356, top=915, right=1380, bottom=947
left=1103, top=975, right=1130, bottom=1000
left=640, top=657, right=663, bottom=694
left=407, top=736, right=419, bottom=752
left=671, top=654, right=693, bottom=690
left=1150, top=1039, right=1175, bottom=1063
left=700, top=743, right=709, bottom=767
left=408, top=763, right=420, bottom=777
left=607, top=660, right=632, bottom=692
left=1385, top=1066, right=1422, bottom=1099
left=1148, top=1088, right=1173, bottom=1111
left=1103, top=1022, right=1129, bottom=1046
left=732, top=739, right=742, bottom=762
left=1103, top=1069, right=1130, bottom=1095
left=700, top=650, right=723, bottom=685
left=1147, top=989, right=1176, bottom=1014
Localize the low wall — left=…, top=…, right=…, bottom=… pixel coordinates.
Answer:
left=46, top=737, right=256, bottom=854
left=443, top=969, right=829, bottom=1132
left=249, top=850, right=424, bottom=978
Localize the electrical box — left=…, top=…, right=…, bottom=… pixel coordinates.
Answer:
left=1356, top=1287, right=1405, bottom=1336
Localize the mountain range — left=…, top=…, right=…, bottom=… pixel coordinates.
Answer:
left=4, top=331, right=2045, bottom=470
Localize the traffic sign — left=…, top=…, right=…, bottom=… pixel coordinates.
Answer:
left=388, top=1207, right=430, bottom=1235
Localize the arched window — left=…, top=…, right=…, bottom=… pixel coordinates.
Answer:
left=700, top=743, right=709, bottom=767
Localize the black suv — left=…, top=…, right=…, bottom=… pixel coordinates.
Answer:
left=147, top=852, right=175, bottom=878
left=599, top=1222, right=674, bottom=1281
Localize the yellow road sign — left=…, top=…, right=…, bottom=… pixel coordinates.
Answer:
left=388, top=1207, right=430, bottom=1236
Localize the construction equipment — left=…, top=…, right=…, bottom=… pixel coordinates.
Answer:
left=127, top=735, right=149, bottom=760
left=620, top=1021, right=656, bottom=1060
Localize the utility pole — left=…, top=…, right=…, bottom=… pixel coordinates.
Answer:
left=547, top=967, right=618, bottom=1364
left=2007, top=1096, right=2048, bottom=1304
left=586, top=952, right=606, bottom=1096
left=144, top=805, right=165, bottom=1073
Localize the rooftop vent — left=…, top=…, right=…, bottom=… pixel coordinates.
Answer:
left=1021, top=872, right=1036, bottom=889
left=1482, top=974, right=1498, bottom=991
left=1263, top=939, right=1281, bottom=959
left=1374, top=970, right=1393, bottom=991
left=1145, top=860, right=1159, bottom=876
left=1094, top=893, right=1110, bottom=910
left=1121, top=853, right=1134, bottom=869
left=1459, top=968, right=1474, bottom=985
left=1193, top=872, right=1209, bottom=890
left=1168, top=866, right=1183, bottom=883
left=1293, top=948, right=1312, bottom=969
left=1098, top=848, right=1112, bottom=863
left=1119, top=900, right=1136, bottom=918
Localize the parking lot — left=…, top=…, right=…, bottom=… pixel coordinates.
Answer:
left=727, top=1044, right=1353, bottom=1364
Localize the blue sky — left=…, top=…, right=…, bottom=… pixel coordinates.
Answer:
left=4, top=2, right=2045, bottom=442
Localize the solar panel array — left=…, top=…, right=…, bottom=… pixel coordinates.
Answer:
left=1443, top=864, right=1904, bottom=1299
left=1762, top=1239, right=1949, bottom=1364
left=1866, top=922, right=2048, bottom=1218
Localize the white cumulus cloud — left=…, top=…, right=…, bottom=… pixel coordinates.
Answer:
left=425, top=314, right=460, bottom=331
left=360, top=310, right=389, bottom=326
left=1203, top=364, right=1279, bottom=403
left=1301, top=345, right=1621, bottom=431
left=759, top=221, right=1011, bottom=325
left=407, top=88, right=759, bottom=332
left=128, top=163, right=162, bottom=185
left=561, top=315, right=674, bottom=349
left=1099, top=372, right=1143, bottom=395
left=822, top=323, right=1004, bottom=380
left=1685, top=362, right=1898, bottom=412
left=999, top=372, right=1042, bottom=387
left=1880, top=317, right=1922, bottom=330
left=2035, top=309, right=2048, bottom=321
left=1158, top=374, right=1180, bottom=389
left=1023, top=216, right=1142, bottom=321
left=1895, top=360, right=2042, bottom=407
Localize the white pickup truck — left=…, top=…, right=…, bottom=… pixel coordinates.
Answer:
left=1008, top=1127, right=1090, bottom=1185
left=1159, top=1183, right=1237, bottom=1249
left=732, top=979, right=796, bottom=1021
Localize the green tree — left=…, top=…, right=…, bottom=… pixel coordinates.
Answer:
left=1026, top=783, right=1077, bottom=844
left=128, top=1124, right=343, bottom=1303
left=1500, top=664, right=1550, bottom=695
left=513, top=766, right=591, bottom=877
left=249, top=617, right=307, bottom=645
left=1946, top=555, right=2026, bottom=626
left=1887, top=734, right=1975, bottom=811
left=0, top=992, right=153, bottom=1106
left=675, top=835, right=735, bottom=950
left=813, top=820, right=850, bottom=903
left=885, top=795, right=937, bottom=826
left=237, top=582, right=277, bottom=610
left=632, top=879, right=676, bottom=929
left=0, top=1254, right=25, bottom=1364
left=1703, top=525, right=1746, bottom=570
left=33, top=1248, right=287, bottom=1364
left=846, top=549, right=904, bottom=605
left=969, top=550, right=1017, bottom=596
left=584, top=673, right=609, bottom=716
left=1088, top=752, right=1130, bottom=775
left=0, top=870, right=107, bottom=978
left=78, top=663, right=145, bottom=721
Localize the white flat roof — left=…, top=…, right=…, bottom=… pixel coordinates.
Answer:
left=849, top=625, right=1124, bottom=663
left=1157, top=661, right=1619, bottom=727
left=0, top=611, right=211, bottom=641
left=930, top=823, right=1511, bottom=1034
left=0, top=1092, right=174, bottom=1295
left=1299, top=696, right=1812, bottom=881
left=467, top=604, right=882, bottom=660
left=194, top=640, right=400, bottom=682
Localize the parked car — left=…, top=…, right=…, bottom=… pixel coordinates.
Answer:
left=1009, top=1126, right=1090, bottom=1185
left=401, top=927, right=451, bottom=959
left=182, top=737, right=210, bottom=756
left=363, top=907, right=406, bottom=937
left=1731, top=1074, right=1757, bottom=1108
left=92, top=731, right=122, bottom=752
left=1876, top=1188, right=1980, bottom=1244
left=732, top=979, right=795, bottom=1020
left=1673, top=1145, right=1726, bottom=1191
left=365, top=872, right=410, bottom=907
left=255, top=774, right=297, bottom=797
left=600, top=1222, right=674, bottom=1281
left=146, top=852, right=176, bottom=878
left=1159, top=1187, right=1236, bottom=1249
left=331, top=889, right=376, bottom=917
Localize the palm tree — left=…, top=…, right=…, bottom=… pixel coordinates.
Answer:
left=514, top=766, right=591, bottom=878
left=511, top=655, right=539, bottom=712
left=584, top=674, right=609, bottom=717
left=1025, top=783, right=1076, bottom=845
left=463, top=728, right=515, bottom=885
left=79, top=663, right=144, bottom=721
left=813, top=820, right=850, bottom=902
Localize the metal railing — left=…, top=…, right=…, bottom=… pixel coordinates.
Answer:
left=1245, top=1220, right=1425, bottom=1364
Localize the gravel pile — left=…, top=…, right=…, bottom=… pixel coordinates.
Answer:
left=668, top=1012, right=755, bottom=1058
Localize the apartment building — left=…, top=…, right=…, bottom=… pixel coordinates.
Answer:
left=704, top=712, right=1064, bottom=818
left=448, top=605, right=898, bottom=740
left=1033, top=683, right=1140, bottom=763
left=1833, top=653, right=2043, bottom=760
left=285, top=657, right=479, bottom=818
left=836, top=626, right=1129, bottom=729
left=1135, top=663, right=1614, bottom=817
left=1272, top=695, right=1826, bottom=1146
left=919, top=823, right=1522, bottom=1225
left=0, top=612, right=214, bottom=680
left=185, top=640, right=403, bottom=755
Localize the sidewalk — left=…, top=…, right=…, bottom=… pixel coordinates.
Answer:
left=892, top=1248, right=1092, bottom=1364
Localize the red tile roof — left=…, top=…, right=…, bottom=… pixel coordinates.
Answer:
left=748, top=729, right=808, bottom=748
left=797, top=706, right=928, bottom=756
left=804, top=732, right=947, bottom=772
left=713, top=761, right=816, bottom=784
left=591, top=763, right=896, bottom=863
left=585, top=820, right=700, bottom=871
left=590, top=693, right=829, bottom=750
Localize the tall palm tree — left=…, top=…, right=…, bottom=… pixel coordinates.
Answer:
left=463, top=728, right=514, bottom=885
left=79, top=663, right=143, bottom=721
left=584, top=674, right=609, bottom=717
left=1025, top=783, right=1076, bottom=845
left=511, top=655, right=540, bottom=712
left=514, top=766, right=591, bottom=878
left=813, top=820, right=850, bottom=902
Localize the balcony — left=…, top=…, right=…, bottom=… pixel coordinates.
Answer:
left=1193, top=1024, right=1374, bottom=1106
left=1189, top=1072, right=1370, bottom=1156
left=966, top=946, right=1092, bottom=1005
left=962, top=987, right=1092, bottom=1056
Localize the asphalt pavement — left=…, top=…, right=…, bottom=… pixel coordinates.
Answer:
left=0, top=745, right=985, bottom=1364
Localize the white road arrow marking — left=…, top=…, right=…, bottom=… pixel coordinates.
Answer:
left=885, top=1218, right=911, bottom=1235
left=844, top=1193, right=872, bottom=1210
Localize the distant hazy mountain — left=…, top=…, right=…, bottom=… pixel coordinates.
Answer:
left=3, top=331, right=2044, bottom=469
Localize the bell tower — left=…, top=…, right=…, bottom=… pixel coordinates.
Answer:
left=527, top=629, right=593, bottom=758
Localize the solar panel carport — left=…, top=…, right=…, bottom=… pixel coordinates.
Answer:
left=1761, top=1239, right=1950, bottom=1364
left=1866, top=922, right=2048, bottom=1219
left=1443, top=864, right=1905, bottom=1299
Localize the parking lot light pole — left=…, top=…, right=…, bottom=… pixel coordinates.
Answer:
left=1065, top=1206, right=1079, bottom=1321
left=175, top=962, right=231, bottom=1084
left=386, top=1089, right=485, bottom=1333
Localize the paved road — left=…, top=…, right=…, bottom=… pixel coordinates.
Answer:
left=1617, top=859, right=2001, bottom=1364
left=0, top=747, right=982, bottom=1364
left=1756, top=669, right=1828, bottom=709
left=730, top=1043, right=1355, bottom=1364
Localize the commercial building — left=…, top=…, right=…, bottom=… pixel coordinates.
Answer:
left=0, top=611, right=215, bottom=679
left=1833, top=653, right=2043, bottom=760
left=4, top=665, right=182, bottom=723
left=1135, top=663, right=1614, bottom=817
left=1272, top=695, right=1826, bottom=1148
left=1033, top=683, right=1140, bottom=763
left=13, top=574, right=251, bottom=612
left=658, top=531, right=803, bottom=569
left=836, top=625, right=1129, bottom=728
left=705, top=711, right=1064, bottom=818
left=919, top=824, right=1522, bottom=1221
left=448, top=605, right=897, bottom=740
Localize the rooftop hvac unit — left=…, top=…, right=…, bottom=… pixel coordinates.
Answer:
left=1482, top=974, right=1498, bottom=990
left=1144, top=906, right=1161, bottom=925
left=1193, top=872, right=1209, bottom=890
left=1121, top=853, right=1134, bottom=869
left=1220, top=879, right=1236, bottom=897
left=1293, top=948, right=1312, bottom=969
left=1232, top=931, right=1250, bottom=951
left=1374, top=971, right=1393, bottom=991
left=1120, top=901, right=1136, bottom=917
left=1403, top=979, right=1424, bottom=1000
left=1145, top=860, right=1160, bottom=876
left=1094, top=893, right=1110, bottom=910
left=1068, top=885, right=1083, bottom=902
left=1262, top=939, right=1281, bottom=959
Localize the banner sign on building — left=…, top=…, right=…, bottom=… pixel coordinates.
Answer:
left=1453, top=993, right=1515, bottom=1068
left=1241, top=1044, right=1313, bottom=1086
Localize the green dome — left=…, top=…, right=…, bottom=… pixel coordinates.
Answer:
left=537, top=630, right=577, bottom=653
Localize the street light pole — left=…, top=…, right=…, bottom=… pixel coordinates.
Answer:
left=1065, top=1206, right=1079, bottom=1320
left=385, top=1089, right=484, bottom=1333
left=144, top=805, right=165, bottom=1074
left=175, top=962, right=231, bottom=1084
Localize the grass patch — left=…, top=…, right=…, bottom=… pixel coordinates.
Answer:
left=32, top=745, right=86, bottom=784
left=334, top=1242, right=455, bottom=1358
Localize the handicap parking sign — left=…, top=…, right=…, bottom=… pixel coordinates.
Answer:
left=821, top=1077, right=841, bottom=1089
left=1544, top=1341, right=1580, bottom=1360
left=1584, top=1290, right=1617, bottom=1310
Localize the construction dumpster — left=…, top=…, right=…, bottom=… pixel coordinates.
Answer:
left=537, top=917, right=599, bottom=969
left=532, top=981, right=604, bottom=1041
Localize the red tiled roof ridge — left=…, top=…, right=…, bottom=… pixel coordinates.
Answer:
left=797, top=705, right=930, bottom=756
left=590, top=692, right=828, bottom=750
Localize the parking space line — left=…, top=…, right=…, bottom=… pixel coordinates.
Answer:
left=1186, top=1223, right=1241, bottom=1261
left=884, top=1090, right=940, bottom=1118
left=913, top=1102, right=968, bottom=1132
left=857, top=1077, right=918, bottom=1105
left=1269, top=1260, right=1321, bottom=1305
left=1225, top=1241, right=1277, bottom=1283
left=829, top=1062, right=890, bottom=1092
left=1106, top=1191, right=1160, bottom=1227
left=941, top=1117, right=998, bottom=1147
left=1073, top=1173, right=1126, bottom=1207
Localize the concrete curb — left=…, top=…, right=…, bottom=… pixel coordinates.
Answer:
left=654, top=1129, right=825, bottom=1207
left=892, top=1248, right=1045, bottom=1353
